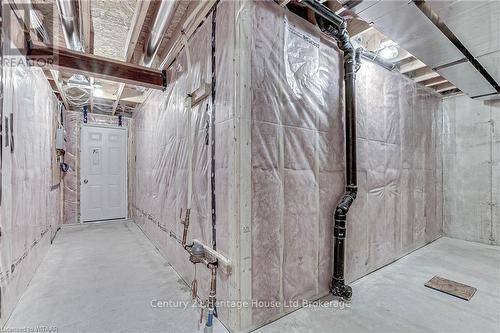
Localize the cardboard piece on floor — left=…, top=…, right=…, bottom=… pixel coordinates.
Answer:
left=425, top=276, right=477, bottom=300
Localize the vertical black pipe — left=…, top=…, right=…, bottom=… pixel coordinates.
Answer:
left=302, top=0, right=358, bottom=300
left=344, top=49, right=357, bottom=189
left=210, top=5, right=217, bottom=251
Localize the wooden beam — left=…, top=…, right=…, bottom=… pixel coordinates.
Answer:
left=435, top=82, right=456, bottom=93
left=413, top=67, right=439, bottom=82
left=124, top=0, right=151, bottom=63
left=306, top=8, right=317, bottom=25
left=392, top=50, right=414, bottom=63
left=444, top=88, right=462, bottom=96
left=50, top=70, right=70, bottom=110
left=325, top=0, right=344, bottom=12
left=122, top=93, right=149, bottom=104
left=399, top=59, right=426, bottom=74
left=27, top=43, right=165, bottom=90
left=112, top=0, right=152, bottom=115
left=111, top=84, right=125, bottom=116
left=348, top=18, right=372, bottom=38
left=42, top=68, right=64, bottom=105
left=423, top=76, right=447, bottom=87
left=277, top=0, right=292, bottom=7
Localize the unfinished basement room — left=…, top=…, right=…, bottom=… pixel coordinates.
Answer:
left=1, top=0, right=499, bottom=332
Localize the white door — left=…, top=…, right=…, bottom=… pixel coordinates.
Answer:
left=81, top=125, right=127, bottom=222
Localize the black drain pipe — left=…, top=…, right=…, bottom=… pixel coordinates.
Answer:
left=301, top=0, right=358, bottom=300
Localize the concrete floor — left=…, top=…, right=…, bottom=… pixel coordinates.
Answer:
left=256, top=237, right=500, bottom=333
left=4, top=221, right=500, bottom=333
left=4, top=220, right=227, bottom=333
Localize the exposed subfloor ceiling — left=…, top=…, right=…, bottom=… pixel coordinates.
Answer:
left=25, top=0, right=500, bottom=115
left=29, top=0, right=193, bottom=115
left=349, top=0, right=500, bottom=99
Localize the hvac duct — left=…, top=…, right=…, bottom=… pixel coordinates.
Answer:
left=56, top=0, right=82, bottom=51
left=351, top=0, right=499, bottom=98
left=302, top=0, right=359, bottom=300
left=141, top=1, right=177, bottom=67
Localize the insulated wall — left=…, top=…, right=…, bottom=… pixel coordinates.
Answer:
left=247, top=2, right=442, bottom=329
left=131, top=7, right=224, bottom=326
left=132, top=1, right=442, bottom=332
left=63, top=112, right=133, bottom=225
left=443, top=96, right=499, bottom=245
left=0, top=57, right=60, bottom=325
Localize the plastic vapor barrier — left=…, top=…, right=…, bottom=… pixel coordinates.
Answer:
left=63, top=112, right=133, bottom=225
left=443, top=96, right=500, bottom=245
left=132, top=1, right=442, bottom=331
left=0, top=55, right=60, bottom=325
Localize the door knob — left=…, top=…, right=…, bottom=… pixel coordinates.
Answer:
left=83, top=179, right=88, bottom=184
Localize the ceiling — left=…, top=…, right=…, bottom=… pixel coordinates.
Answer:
left=29, top=0, right=193, bottom=116
left=347, top=0, right=500, bottom=99
left=91, top=0, right=136, bottom=61
left=26, top=0, right=500, bottom=116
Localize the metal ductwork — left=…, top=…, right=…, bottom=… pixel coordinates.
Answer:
left=358, top=49, right=397, bottom=71
left=56, top=0, right=82, bottom=51
left=140, top=1, right=177, bottom=68
left=350, top=0, right=500, bottom=99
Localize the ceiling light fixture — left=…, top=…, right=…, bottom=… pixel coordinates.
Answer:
left=93, top=88, right=105, bottom=98
left=378, top=40, right=399, bottom=60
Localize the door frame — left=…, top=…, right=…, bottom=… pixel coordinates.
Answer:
left=79, top=123, right=128, bottom=223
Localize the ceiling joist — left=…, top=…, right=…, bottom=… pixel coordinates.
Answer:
left=413, top=68, right=440, bottom=82
left=111, top=84, right=126, bottom=116
left=125, top=0, right=151, bottom=62
left=424, top=76, right=448, bottom=87
left=79, top=0, right=94, bottom=54
left=392, top=51, right=414, bottom=63
left=50, top=70, right=70, bottom=110
left=348, top=18, right=372, bottom=38
left=112, top=0, right=152, bottom=115
left=435, top=82, right=456, bottom=93
left=400, top=59, right=426, bottom=74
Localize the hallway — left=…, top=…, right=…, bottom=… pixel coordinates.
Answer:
left=4, top=221, right=227, bottom=333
